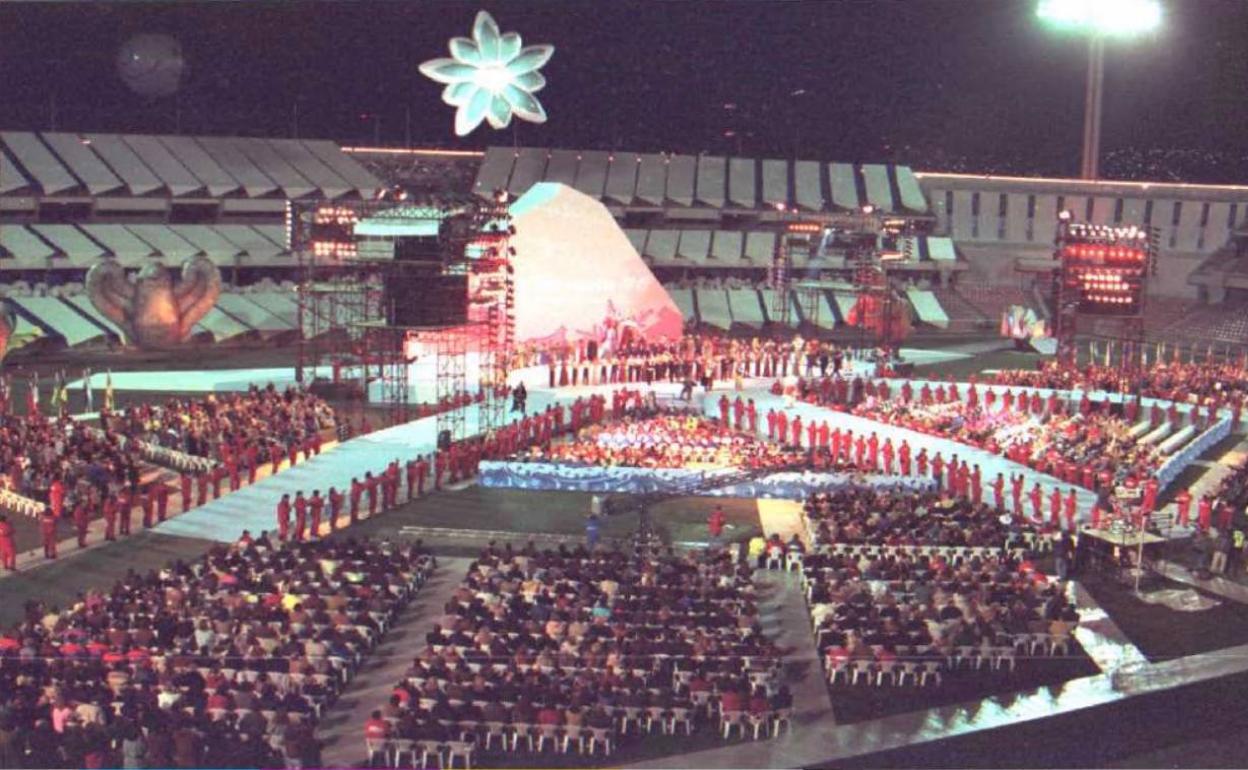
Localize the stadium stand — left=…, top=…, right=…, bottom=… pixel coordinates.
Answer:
left=695, top=288, right=733, bottom=330
left=0, top=132, right=382, bottom=201
left=951, top=284, right=1038, bottom=325
left=905, top=289, right=949, bottom=329
left=471, top=147, right=927, bottom=214
left=727, top=288, right=766, bottom=328
left=930, top=286, right=988, bottom=332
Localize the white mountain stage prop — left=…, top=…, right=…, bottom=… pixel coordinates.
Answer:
left=507, top=182, right=683, bottom=349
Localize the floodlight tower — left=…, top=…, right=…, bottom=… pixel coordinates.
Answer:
left=1036, top=0, right=1162, bottom=179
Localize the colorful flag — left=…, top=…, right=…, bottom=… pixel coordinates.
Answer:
left=81, top=367, right=93, bottom=411
left=51, top=371, right=68, bottom=412
left=26, top=375, right=38, bottom=416
left=104, top=370, right=115, bottom=413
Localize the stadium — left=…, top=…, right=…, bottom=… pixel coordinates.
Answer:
left=3, top=1, right=1248, bottom=768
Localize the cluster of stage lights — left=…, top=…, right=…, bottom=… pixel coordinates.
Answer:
left=312, top=206, right=360, bottom=226
left=312, top=241, right=358, bottom=259
left=309, top=205, right=361, bottom=260
left=1068, top=265, right=1142, bottom=308
left=1063, top=221, right=1149, bottom=243
left=1079, top=271, right=1132, bottom=290
left=1061, top=243, right=1148, bottom=265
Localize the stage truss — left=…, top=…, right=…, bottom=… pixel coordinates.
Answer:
left=289, top=192, right=515, bottom=437
left=1051, top=217, right=1158, bottom=368
left=768, top=208, right=903, bottom=336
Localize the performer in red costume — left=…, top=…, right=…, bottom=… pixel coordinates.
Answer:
left=276, top=494, right=291, bottom=541
left=0, top=515, right=15, bottom=571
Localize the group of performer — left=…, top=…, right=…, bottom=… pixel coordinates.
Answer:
left=709, top=391, right=1194, bottom=533
left=7, top=326, right=1241, bottom=567
left=519, top=333, right=857, bottom=389
left=16, top=431, right=332, bottom=564
left=518, top=414, right=810, bottom=470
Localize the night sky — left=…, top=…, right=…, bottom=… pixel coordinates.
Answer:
left=2, top=0, right=1247, bottom=179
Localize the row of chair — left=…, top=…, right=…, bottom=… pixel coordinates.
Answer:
left=812, top=541, right=1027, bottom=562
left=823, top=631, right=1074, bottom=688
left=367, top=738, right=478, bottom=768
left=827, top=658, right=945, bottom=687
left=719, top=708, right=793, bottom=740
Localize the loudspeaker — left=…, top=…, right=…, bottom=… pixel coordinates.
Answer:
left=387, top=273, right=468, bottom=327
left=437, top=430, right=452, bottom=450
left=307, top=378, right=364, bottom=401
left=394, top=236, right=441, bottom=262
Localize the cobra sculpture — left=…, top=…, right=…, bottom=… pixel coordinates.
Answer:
left=86, top=257, right=222, bottom=348
left=0, top=300, right=17, bottom=361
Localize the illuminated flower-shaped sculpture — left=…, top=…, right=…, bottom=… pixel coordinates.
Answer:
left=419, top=11, right=554, bottom=136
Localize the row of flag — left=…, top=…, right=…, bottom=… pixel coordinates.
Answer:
left=0, top=369, right=114, bottom=416
left=1086, top=339, right=1248, bottom=371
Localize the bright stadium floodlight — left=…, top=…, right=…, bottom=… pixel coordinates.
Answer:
left=1037, top=0, right=1162, bottom=180
left=1037, top=0, right=1162, bottom=37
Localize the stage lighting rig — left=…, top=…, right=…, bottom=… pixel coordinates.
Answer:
left=1050, top=211, right=1154, bottom=367
left=1057, top=216, right=1151, bottom=316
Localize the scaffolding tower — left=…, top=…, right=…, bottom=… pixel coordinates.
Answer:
left=1051, top=218, right=1156, bottom=369
left=768, top=234, right=795, bottom=326
left=290, top=192, right=515, bottom=438
left=457, top=190, right=515, bottom=438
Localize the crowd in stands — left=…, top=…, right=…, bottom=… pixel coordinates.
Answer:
left=363, top=542, right=788, bottom=764
left=796, top=487, right=1079, bottom=688
left=0, top=413, right=141, bottom=520
left=994, top=358, right=1248, bottom=419
left=0, top=384, right=346, bottom=566
left=0, top=535, right=434, bottom=769
left=892, top=145, right=1248, bottom=184
left=841, top=388, right=1167, bottom=491
left=1100, top=146, right=1248, bottom=185
left=105, top=385, right=337, bottom=468
left=803, top=489, right=1037, bottom=551
left=780, top=376, right=1189, bottom=496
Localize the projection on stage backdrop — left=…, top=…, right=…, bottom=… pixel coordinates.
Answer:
left=503, top=182, right=683, bottom=349
left=419, top=11, right=554, bottom=136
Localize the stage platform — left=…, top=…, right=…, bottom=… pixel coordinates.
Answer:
left=479, top=460, right=934, bottom=498
left=155, top=390, right=554, bottom=543
left=127, top=358, right=1218, bottom=540
left=68, top=363, right=567, bottom=405
left=699, top=386, right=1105, bottom=521
left=65, top=345, right=970, bottom=397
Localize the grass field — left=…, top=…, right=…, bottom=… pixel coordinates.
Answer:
left=324, top=485, right=765, bottom=549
